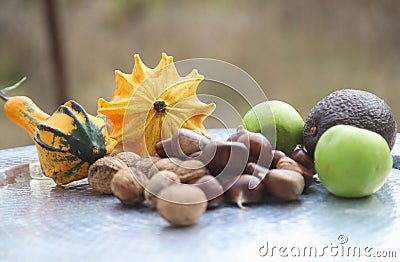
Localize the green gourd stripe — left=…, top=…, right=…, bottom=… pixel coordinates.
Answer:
left=34, top=131, right=68, bottom=153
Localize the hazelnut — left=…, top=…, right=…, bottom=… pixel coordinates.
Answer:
left=156, top=184, right=207, bottom=227
left=191, top=175, right=223, bottom=208
left=111, top=167, right=147, bottom=206
left=88, top=157, right=127, bottom=194
left=263, top=169, right=304, bottom=201
left=144, top=170, right=180, bottom=209
left=200, top=141, right=249, bottom=184
left=276, top=156, right=313, bottom=188
left=175, top=159, right=210, bottom=183
left=113, top=151, right=141, bottom=166
left=223, top=174, right=265, bottom=210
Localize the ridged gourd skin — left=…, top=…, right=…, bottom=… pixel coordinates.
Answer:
left=303, top=89, right=397, bottom=158
left=1, top=78, right=117, bottom=185
left=97, top=53, right=216, bottom=157
left=34, top=100, right=117, bottom=185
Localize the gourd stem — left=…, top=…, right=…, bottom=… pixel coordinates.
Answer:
left=0, top=77, right=27, bottom=102
left=0, top=92, right=7, bottom=101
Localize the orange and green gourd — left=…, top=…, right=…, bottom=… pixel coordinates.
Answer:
left=0, top=78, right=117, bottom=185
left=98, top=53, right=216, bottom=156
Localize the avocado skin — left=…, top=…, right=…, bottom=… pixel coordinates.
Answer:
left=303, top=89, right=397, bottom=158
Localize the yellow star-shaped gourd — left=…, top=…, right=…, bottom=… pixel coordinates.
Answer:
left=98, top=53, right=216, bottom=156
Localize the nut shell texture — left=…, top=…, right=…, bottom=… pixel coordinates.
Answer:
left=157, top=184, right=207, bottom=226
left=111, top=167, right=147, bottom=205
left=88, top=157, right=126, bottom=194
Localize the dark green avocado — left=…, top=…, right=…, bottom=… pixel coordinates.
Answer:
left=303, top=89, right=397, bottom=158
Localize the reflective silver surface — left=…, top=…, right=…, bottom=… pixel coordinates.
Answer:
left=1, top=130, right=399, bottom=262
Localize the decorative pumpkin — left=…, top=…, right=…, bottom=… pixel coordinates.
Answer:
left=98, top=53, right=216, bottom=156
left=34, top=101, right=117, bottom=184
left=1, top=78, right=117, bottom=185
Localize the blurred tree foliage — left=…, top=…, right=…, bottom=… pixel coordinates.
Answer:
left=0, top=0, right=399, bottom=149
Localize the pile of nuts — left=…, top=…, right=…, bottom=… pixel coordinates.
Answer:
left=88, top=126, right=315, bottom=227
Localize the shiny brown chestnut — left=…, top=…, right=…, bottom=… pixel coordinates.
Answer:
left=245, top=162, right=304, bottom=201
left=263, top=169, right=304, bottom=201
left=200, top=141, right=249, bottom=184
left=271, top=150, right=286, bottom=169
left=171, top=128, right=210, bottom=159
left=276, top=156, right=313, bottom=188
left=291, top=147, right=316, bottom=174
left=223, top=174, right=265, bottom=210
left=245, top=162, right=268, bottom=181
left=231, top=126, right=273, bottom=168
left=155, top=138, right=174, bottom=158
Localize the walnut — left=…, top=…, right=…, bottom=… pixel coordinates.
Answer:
left=131, top=156, right=161, bottom=179
left=88, top=157, right=127, bottom=194
left=148, top=157, right=182, bottom=178
left=111, top=167, right=148, bottom=206
left=176, top=159, right=210, bottom=183
left=113, top=151, right=141, bottom=166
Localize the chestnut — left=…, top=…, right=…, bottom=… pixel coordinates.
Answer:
left=290, top=148, right=315, bottom=174
left=271, top=150, right=286, bottom=169
left=276, top=156, right=314, bottom=188
left=155, top=138, right=174, bottom=158
left=155, top=129, right=210, bottom=159
left=223, top=174, right=265, bottom=210
left=245, top=162, right=268, bottom=181
left=232, top=126, right=273, bottom=168
left=171, top=128, right=210, bottom=159
left=263, top=169, right=304, bottom=201
left=227, top=125, right=249, bottom=142
left=200, top=141, right=249, bottom=184
left=245, top=162, right=304, bottom=201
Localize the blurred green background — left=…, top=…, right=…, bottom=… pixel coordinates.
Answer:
left=1, top=0, right=399, bottom=149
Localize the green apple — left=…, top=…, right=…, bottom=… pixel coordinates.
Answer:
left=243, top=100, right=304, bottom=155
left=315, top=125, right=392, bottom=198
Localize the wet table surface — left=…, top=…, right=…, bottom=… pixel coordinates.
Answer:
left=1, top=129, right=400, bottom=262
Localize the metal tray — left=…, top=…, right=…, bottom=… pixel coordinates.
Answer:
left=1, top=129, right=399, bottom=262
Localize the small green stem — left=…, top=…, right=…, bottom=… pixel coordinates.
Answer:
left=0, top=92, right=8, bottom=101
left=0, top=76, right=27, bottom=101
